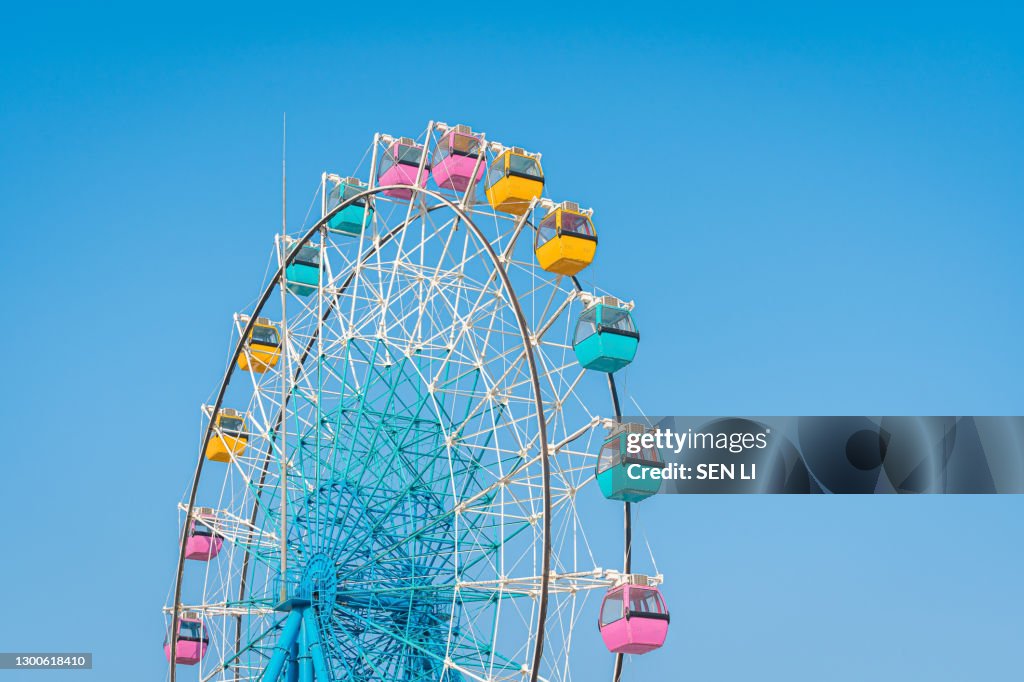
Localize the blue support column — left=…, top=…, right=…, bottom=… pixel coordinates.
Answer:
left=298, top=620, right=313, bottom=682
left=287, top=638, right=299, bottom=682
left=302, top=608, right=332, bottom=680
left=262, top=609, right=303, bottom=681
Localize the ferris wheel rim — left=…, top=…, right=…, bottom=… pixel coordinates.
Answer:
left=168, top=183, right=559, bottom=682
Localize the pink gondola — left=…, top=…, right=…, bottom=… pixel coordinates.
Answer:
left=164, top=616, right=208, bottom=665
left=598, top=579, right=669, bottom=655
left=184, top=514, right=223, bottom=561
left=377, top=137, right=429, bottom=199
left=431, top=125, right=485, bottom=193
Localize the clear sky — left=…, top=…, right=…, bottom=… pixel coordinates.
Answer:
left=1, top=1, right=1022, bottom=680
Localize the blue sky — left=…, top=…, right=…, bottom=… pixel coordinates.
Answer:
left=1, top=2, right=1022, bottom=679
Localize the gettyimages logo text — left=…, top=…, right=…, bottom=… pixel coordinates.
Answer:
left=624, top=428, right=770, bottom=455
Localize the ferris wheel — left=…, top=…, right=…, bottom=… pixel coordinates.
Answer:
left=163, top=121, right=671, bottom=682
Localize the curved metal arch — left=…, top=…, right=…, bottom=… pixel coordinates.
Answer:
left=609, top=378, right=629, bottom=682
left=567, top=274, right=629, bottom=682
left=170, top=185, right=554, bottom=682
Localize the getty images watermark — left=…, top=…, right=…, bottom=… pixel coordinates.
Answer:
left=622, top=425, right=769, bottom=482
left=610, top=416, right=1024, bottom=494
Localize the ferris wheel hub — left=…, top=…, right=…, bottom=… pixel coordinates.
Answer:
left=296, top=554, right=339, bottom=612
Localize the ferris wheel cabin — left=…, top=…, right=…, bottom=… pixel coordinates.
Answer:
left=599, top=576, right=670, bottom=655
left=485, top=148, right=544, bottom=215
left=535, top=201, right=597, bottom=276
left=204, top=408, right=247, bottom=462
left=285, top=243, right=320, bottom=297
left=237, top=318, right=281, bottom=373
left=573, top=297, right=639, bottom=373
left=326, top=177, right=373, bottom=236
left=164, top=615, right=209, bottom=665
left=184, top=508, right=223, bottom=561
left=378, top=137, right=429, bottom=199
left=432, top=125, right=485, bottom=193
left=596, top=423, right=665, bottom=502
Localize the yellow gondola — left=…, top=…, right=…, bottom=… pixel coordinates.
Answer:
left=485, top=147, right=544, bottom=215
left=535, top=201, right=597, bottom=276
left=205, top=409, right=247, bottom=462
left=237, top=317, right=281, bottom=373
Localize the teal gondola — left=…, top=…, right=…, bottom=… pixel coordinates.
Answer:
left=573, top=297, right=639, bottom=372
left=285, top=244, right=320, bottom=297
left=596, top=423, right=665, bottom=502
left=326, top=177, right=373, bottom=236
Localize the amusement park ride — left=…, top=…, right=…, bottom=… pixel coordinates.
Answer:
left=163, top=122, right=670, bottom=681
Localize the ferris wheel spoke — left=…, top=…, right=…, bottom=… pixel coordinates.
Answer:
left=329, top=598, right=523, bottom=682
